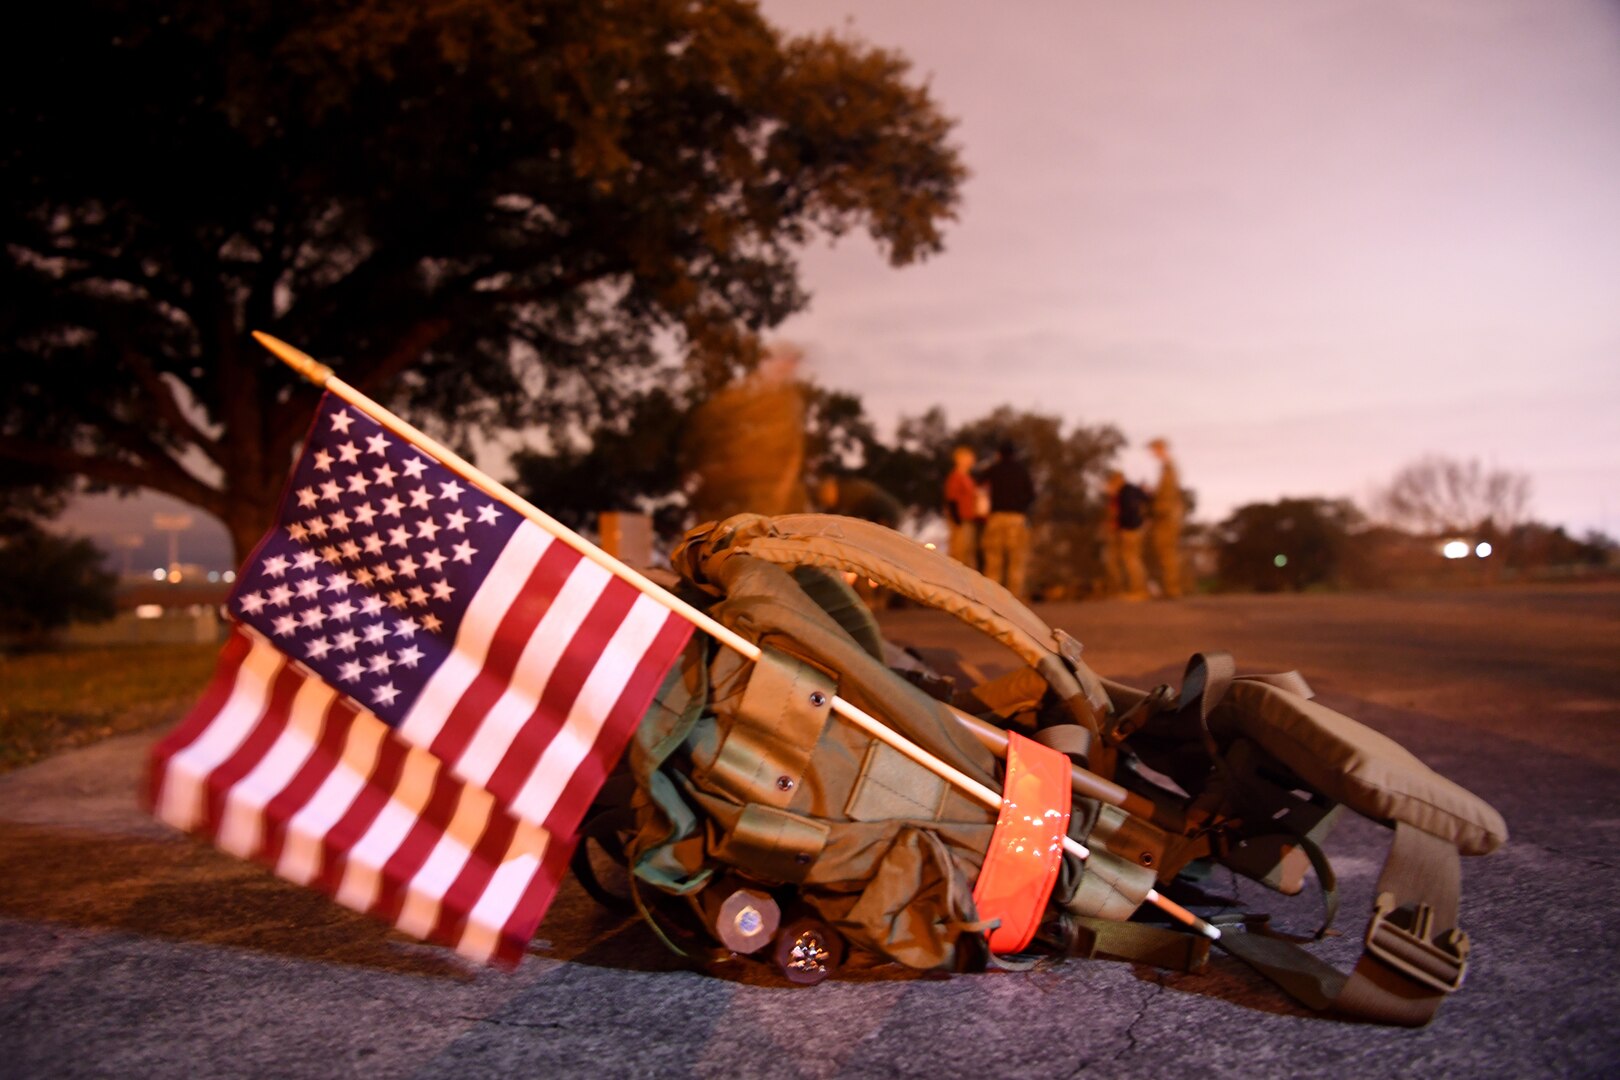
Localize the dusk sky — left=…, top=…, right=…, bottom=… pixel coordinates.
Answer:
left=760, top=0, right=1620, bottom=533
left=64, top=0, right=1620, bottom=571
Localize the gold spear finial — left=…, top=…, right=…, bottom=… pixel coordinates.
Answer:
left=252, top=331, right=333, bottom=387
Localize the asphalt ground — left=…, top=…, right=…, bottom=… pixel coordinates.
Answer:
left=2, top=584, right=1617, bottom=1078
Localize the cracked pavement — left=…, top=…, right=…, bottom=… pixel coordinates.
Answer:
left=3, top=584, right=1618, bottom=1078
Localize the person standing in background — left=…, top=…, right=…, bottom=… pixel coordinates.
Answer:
left=979, top=440, right=1035, bottom=600
left=1149, top=437, right=1185, bottom=599
left=1097, top=483, right=1124, bottom=596
left=1107, top=470, right=1150, bottom=600
left=942, top=445, right=984, bottom=569
left=683, top=344, right=807, bottom=523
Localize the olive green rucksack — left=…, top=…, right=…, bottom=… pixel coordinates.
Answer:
left=575, top=513, right=1505, bottom=1025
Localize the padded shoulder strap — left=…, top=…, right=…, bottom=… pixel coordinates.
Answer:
left=674, top=513, right=1112, bottom=724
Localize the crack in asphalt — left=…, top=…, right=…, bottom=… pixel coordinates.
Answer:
left=1064, top=974, right=1166, bottom=1077
left=1119, top=974, right=1166, bottom=1060
left=451, top=1014, right=567, bottom=1032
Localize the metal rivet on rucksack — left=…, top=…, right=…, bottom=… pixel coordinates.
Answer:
left=1139, top=852, right=1155, bottom=867
left=808, top=690, right=827, bottom=708
left=776, top=775, right=795, bottom=791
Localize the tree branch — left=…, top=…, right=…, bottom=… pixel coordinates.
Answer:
left=0, top=434, right=224, bottom=516
left=121, top=347, right=223, bottom=467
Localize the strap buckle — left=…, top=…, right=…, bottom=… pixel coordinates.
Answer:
left=1101, top=683, right=1175, bottom=747
left=1364, top=891, right=1470, bottom=993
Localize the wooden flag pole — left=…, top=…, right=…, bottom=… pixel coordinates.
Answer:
left=253, top=331, right=1218, bottom=941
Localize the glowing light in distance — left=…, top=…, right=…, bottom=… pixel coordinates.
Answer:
left=1475, top=542, right=1493, bottom=558
left=151, top=568, right=166, bottom=581
left=1273, top=554, right=1288, bottom=568
left=134, top=604, right=163, bottom=620
left=1442, top=540, right=1470, bottom=560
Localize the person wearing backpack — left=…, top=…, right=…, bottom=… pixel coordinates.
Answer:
left=1107, top=469, right=1150, bottom=600
left=979, top=440, right=1035, bottom=600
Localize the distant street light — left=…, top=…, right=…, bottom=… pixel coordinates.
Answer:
left=152, top=512, right=194, bottom=582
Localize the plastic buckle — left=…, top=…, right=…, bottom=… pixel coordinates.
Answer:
left=1364, top=891, right=1470, bottom=993
left=1102, top=683, right=1174, bottom=747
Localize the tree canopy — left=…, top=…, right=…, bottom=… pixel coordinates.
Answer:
left=1216, top=497, right=1362, bottom=592
left=2, top=0, right=964, bottom=558
left=1372, top=455, right=1531, bottom=537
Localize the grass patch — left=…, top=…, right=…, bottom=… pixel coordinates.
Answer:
left=0, top=643, right=219, bottom=772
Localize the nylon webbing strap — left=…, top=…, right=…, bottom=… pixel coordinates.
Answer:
left=1335, top=823, right=1464, bottom=1025
left=1070, top=916, right=1211, bottom=974
left=972, top=732, right=1072, bottom=954
left=1216, top=823, right=1467, bottom=1027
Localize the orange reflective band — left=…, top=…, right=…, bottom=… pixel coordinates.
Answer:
left=972, top=730, right=1073, bottom=954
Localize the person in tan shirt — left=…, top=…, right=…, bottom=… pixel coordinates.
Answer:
left=1149, top=437, right=1185, bottom=599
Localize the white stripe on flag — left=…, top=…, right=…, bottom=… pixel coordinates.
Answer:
left=216, top=676, right=336, bottom=858
left=393, top=784, right=494, bottom=941
left=451, top=558, right=613, bottom=788
left=332, top=739, right=445, bottom=913
left=158, top=634, right=284, bottom=831
left=275, top=711, right=387, bottom=886
left=509, top=593, right=672, bottom=824
left=456, top=828, right=548, bottom=963
left=398, top=521, right=554, bottom=748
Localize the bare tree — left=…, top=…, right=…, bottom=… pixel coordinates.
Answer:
left=1373, top=456, right=1532, bottom=535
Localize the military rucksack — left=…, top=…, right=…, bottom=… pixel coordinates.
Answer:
left=574, top=513, right=1505, bottom=1025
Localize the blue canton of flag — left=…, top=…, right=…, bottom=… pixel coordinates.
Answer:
left=231, top=398, right=517, bottom=724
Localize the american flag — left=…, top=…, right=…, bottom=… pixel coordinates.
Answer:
left=149, top=393, right=693, bottom=963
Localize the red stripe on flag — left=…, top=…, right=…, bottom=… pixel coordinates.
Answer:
left=314, top=730, right=413, bottom=893
left=200, top=659, right=303, bottom=836
left=146, top=628, right=254, bottom=812
left=429, top=812, right=520, bottom=949
left=481, top=575, right=639, bottom=807
left=258, top=695, right=358, bottom=867
left=490, top=830, right=578, bottom=968
left=541, top=612, right=694, bottom=839
left=428, top=541, right=582, bottom=765
left=369, top=766, right=467, bottom=927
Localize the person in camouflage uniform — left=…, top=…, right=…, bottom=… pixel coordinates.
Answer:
left=1148, top=437, right=1185, bottom=599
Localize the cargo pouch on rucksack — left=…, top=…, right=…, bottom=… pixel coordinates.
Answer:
left=578, top=513, right=1505, bottom=1025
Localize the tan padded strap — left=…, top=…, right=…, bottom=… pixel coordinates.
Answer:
left=676, top=513, right=1112, bottom=724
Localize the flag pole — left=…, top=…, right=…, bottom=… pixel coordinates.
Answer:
left=253, top=331, right=1218, bottom=941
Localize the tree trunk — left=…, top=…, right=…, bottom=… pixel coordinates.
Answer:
left=224, top=502, right=274, bottom=568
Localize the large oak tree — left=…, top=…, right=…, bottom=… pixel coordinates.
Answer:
left=2, top=0, right=963, bottom=558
